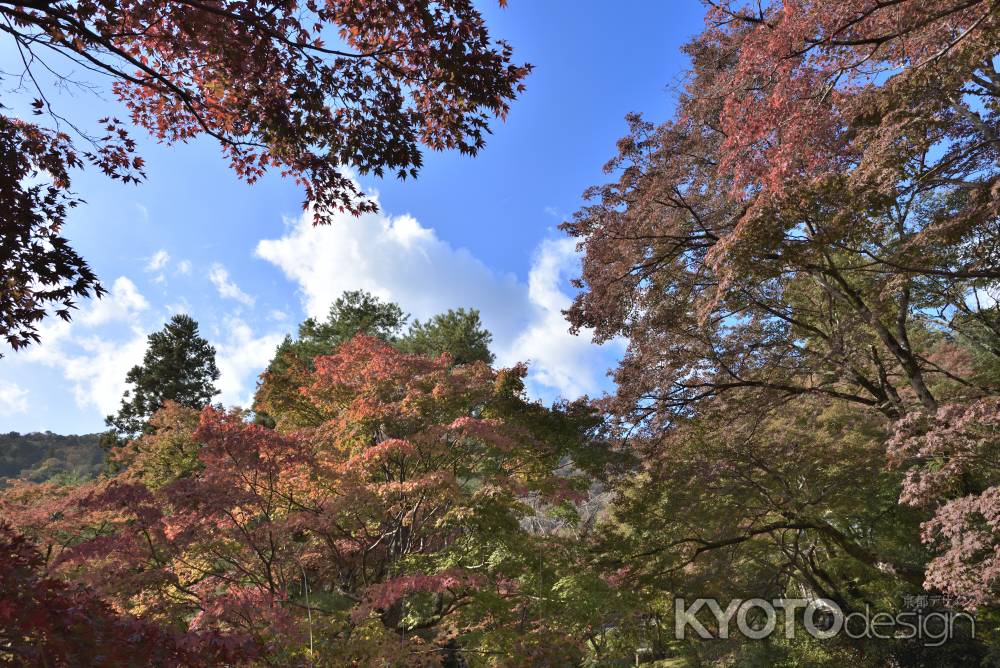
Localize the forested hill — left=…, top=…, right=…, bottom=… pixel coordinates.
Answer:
left=0, top=432, right=104, bottom=485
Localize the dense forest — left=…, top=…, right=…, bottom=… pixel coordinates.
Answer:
left=0, top=432, right=103, bottom=485
left=3, top=0, right=1000, bottom=666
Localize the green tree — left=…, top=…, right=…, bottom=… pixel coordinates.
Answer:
left=105, top=314, right=219, bottom=440
left=255, top=292, right=498, bottom=425
left=253, top=291, right=407, bottom=425
left=296, top=290, right=408, bottom=355
left=401, top=308, right=494, bottom=365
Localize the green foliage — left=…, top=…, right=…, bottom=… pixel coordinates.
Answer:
left=298, top=290, right=408, bottom=353
left=108, top=402, right=204, bottom=490
left=264, top=291, right=495, bottom=371
left=254, top=292, right=499, bottom=425
left=105, top=314, right=219, bottom=440
left=401, top=307, right=495, bottom=365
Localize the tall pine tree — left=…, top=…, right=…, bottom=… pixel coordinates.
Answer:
left=106, top=314, right=219, bottom=440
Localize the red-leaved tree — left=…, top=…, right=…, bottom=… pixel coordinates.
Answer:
left=564, top=0, right=1000, bottom=613
left=0, top=521, right=258, bottom=666
left=3, top=336, right=611, bottom=664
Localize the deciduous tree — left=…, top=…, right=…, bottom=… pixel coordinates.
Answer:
left=563, top=0, right=1000, bottom=658
left=0, top=521, right=257, bottom=666
left=5, top=335, right=612, bottom=664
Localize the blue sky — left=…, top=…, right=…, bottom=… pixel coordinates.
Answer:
left=0, top=2, right=706, bottom=434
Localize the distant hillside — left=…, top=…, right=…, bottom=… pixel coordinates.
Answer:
left=0, top=432, right=104, bottom=485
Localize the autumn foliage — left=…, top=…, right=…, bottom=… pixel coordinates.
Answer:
left=2, top=336, right=611, bottom=665
left=6, top=1, right=1000, bottom=665
left=0, top=521, right=257, bottom=666
left=560, top=0, right=1000, bottom=663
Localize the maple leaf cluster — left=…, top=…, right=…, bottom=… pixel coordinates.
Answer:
left=0, top=520, right=258, bottom=666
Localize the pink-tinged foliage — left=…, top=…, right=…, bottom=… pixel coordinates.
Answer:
left=0, top=117, right=105, bottom=353
left=889, top=399, right=1000, bottom=506
left=890, top=398, right=1000, bottom=604
left=190, top=586, right=298, bottom=638
left=0, top=522, right=257, bottom=666
left=921, top=487, right=1000, bottom=607
left=1, top=335, right=605, bottom=661
left=352, top=568, right=482, bottom=623
left=702, top=0, right=995, bottom=193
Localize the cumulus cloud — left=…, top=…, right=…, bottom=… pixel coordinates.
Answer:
left=145, top=249, right=170, bottom=272
left=23, top=277, right=151, bottom=416
left=8, top=186, right=620, bottom=432
left=256, top=193, right=620, bottom=401
left=212, top=317, right=286, bottom=408
left=62, top=331, right=150, bottom=416
left=0, top=380, right=29, bottom=416
left=506, top=238, right=617, bottom=398
left=80, top=277, right=149, bottom=327
left=209, top=263, right=255, bottom=306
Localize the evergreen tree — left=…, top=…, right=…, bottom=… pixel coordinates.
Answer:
left=401, top=308, right=494, bottom=365
left=105, top=314, right=219, bottom=439
left=254, top=293, right=497, bottom=427
left=253, top=291, right=407, bottom=425
left=295, top=290, right=408, bottom=357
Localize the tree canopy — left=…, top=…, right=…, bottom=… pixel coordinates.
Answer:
left=254, top=291, right=496, bottom=427
left=559, top=0, right=1000, bottom=663
left=402, top=308, right=495, bottom=365
left=5, top=1, right=1000, bottom=665
left=2, top=336, right=613, bottom=665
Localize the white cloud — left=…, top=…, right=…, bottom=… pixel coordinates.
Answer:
left=145, top=249, right=170, bottom=272
left=257, top=207, right=526, bottom=344
left=165, top=300, right=190, bottom=315
left=970, top=286, right=998, bottom=309
left=62, top=330, right=150, bottom=416
left=23, top=277, right=151, bottom=416
left=17, top=277, right=279, bottom=420
left=212, top=317, right=285, bottom=407
left=176, top=260, right=192, bottom=275
left=209, top=263, right=255, bottom=306
left=80, top=277, right=149, bottom=327
left=0, top=380, right=29, bottom=416
left=505, top=238, right=617, bottom=398
left=256, top=191, right=620, bottom=401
